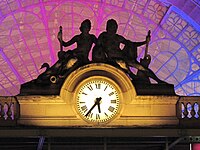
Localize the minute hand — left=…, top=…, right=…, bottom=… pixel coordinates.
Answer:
left=85, top=102, right=97, bottom=117
left=85, top=97, right=101, bottom=117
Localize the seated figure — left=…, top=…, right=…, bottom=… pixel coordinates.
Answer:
left=123, top=40, right=166, bottom=84
left=57, top=19, right=97, bottom=65
left=94, top=19, right=166, bottom=84
left=35, top=19, right=97, bottom=85
left=93, top=19, right=127, bottom=63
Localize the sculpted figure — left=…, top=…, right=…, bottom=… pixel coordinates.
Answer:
left=93, top=19, right=126, bottom=62
left=94, top=19, right=166, bottom=84
left=35, top=19, right=97, bottom=85
left=57, top=19, right=97, bottom=65
left=123, top=34, right=166, bottom=84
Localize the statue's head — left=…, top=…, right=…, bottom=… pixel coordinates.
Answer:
left=80, top=19, right=91, bottom=33
left=106, top=19, right=118, bottom=34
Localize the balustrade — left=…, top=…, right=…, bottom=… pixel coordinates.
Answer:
left=0, top=96, right=19, bottom=126
left=0, top=95, right=199, bottom=127
left=177, top=97, right=200, bottom=127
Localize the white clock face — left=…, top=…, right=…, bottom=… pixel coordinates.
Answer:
left=76, top=79, right=120, bottom=123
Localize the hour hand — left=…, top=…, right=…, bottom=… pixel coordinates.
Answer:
left=96, top=97, right=101, bottom=113
left=97, top=103, right=101, bottom=113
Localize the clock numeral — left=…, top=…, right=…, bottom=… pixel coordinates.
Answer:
left=87, top=85, right=93, bottom=91
left=109, top=92, right=114, bottom=96
left=104, top=112, right=108, bottom=117
left=108, top=106, right=115, bottom=112
left=104, top=86, right=108, bottom=91
left=87, top=112, right=93, bottom=118
left=95, top=83, right=101, bottom=89
left=96, top=114, right=100, bottom=120
left=81, top=105, right=88, bottom=113
left=111, top=100, right=116, bottom=103
left=82, top=92, right=87, bottom=95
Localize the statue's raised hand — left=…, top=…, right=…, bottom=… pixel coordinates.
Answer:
left=146, top=30, right=151, bottom=44
left=57, top=26, right=63, bottom=42
left=57, top=31, right=62, bottom=42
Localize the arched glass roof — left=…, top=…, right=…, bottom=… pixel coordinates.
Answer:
left=0, top=0, right=199, bottom=96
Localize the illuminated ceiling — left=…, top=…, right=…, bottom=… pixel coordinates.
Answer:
left=0, top=0, right=199, bottom=96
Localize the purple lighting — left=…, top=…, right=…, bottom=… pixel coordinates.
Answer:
left=0, top=0, right=199, bottom=96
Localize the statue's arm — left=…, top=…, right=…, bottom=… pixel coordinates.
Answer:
left=96, top=33, right=104, bottom=46
left=92, top=34, right=98, bottom=45
left=132, top=32, right=151, bottom=47
left=62, top=36, right=77, bottom=47
left=132, top=41, right=146, bottom=47
left=118, top=35, right=130, bottom=47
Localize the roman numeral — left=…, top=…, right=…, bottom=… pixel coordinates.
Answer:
left=104, top=86, right=107, bottom=91
left=104, top=112, right=108, bottom=117
left=81, top=105, right=88, bottom=113
left=108, top=106, right=115, bottom=112
left=87, top=112, right=93, bottom=118
left=87, top=85, right=93, bottom=91
left=96, top=114, right=100, bottom=119
left=109, top=92, right=114, bottom=96
left=95, top=83, right=101, bottom=89
left=82, top=92, right=87, bottom=95
left=111, top=100, right=116, bottom=103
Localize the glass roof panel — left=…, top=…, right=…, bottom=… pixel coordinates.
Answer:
left=0, top=0, right=199, bottom=96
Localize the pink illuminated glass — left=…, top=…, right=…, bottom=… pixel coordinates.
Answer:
left=0, top=0, right=199, bottom=96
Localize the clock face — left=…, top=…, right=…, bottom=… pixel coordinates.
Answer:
left=76, top=78, right=120, bottom=124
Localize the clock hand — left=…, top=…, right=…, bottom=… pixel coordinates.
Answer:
left=85, top=97, right=102, bottom=117
left=97, top=103, right=101, bottom=113
left=85, top=102, right=97, bottom=117
left=97, top=97, right=101, bottom=113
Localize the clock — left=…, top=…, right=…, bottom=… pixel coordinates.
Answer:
left=75, top=76, right=121, bottom=124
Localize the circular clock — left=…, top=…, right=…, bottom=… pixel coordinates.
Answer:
left=75, top=76, right=121, bottom=124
